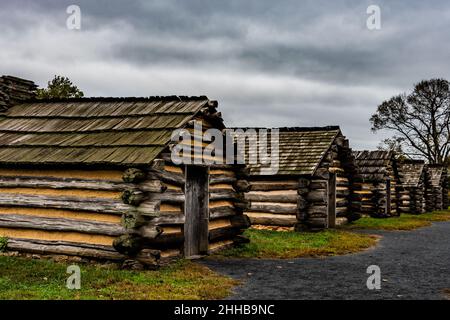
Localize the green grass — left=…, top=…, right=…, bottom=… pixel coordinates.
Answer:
left=215, top=229, right=378, bottom=259
left=344, top=209, right=450, bottom=231
left=0, top=256, right=237, bottom=300
left=0, top=237, right=7, bottom=252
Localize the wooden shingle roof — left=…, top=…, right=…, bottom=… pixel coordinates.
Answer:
left=398, top=160, right=425, bottom=187
left=232, top=126, right=341, bottom=176
left=353, top=150, right=395, bottom=181
left=0, top=96, right=217, bottom=166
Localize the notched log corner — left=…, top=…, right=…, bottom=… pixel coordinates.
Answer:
left=123, top=168, right=147, bottom=183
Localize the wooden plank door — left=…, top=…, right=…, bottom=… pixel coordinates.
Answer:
left=328, top=173, right=336, bottom=228
left=184, top=165, right=209, bottom=258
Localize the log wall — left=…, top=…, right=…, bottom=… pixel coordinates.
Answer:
left=354, top=163, right=399, bottom=218
left=398, top=186, right=425, bottom=214
left=425, top=166, right=449, bottom=212
left=244, top=178, right=299, bottom=227
left=245, top=135, right=359, bottom=230
left=397, top=165, right=426, bottom=215
left=0, top=162, right=248, bottom=266
left=0, top=168, right=131, bottom=261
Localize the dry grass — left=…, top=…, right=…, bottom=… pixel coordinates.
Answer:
left=0, top=256, right=237, bottom=300
left=215, top=229, right=378, bottom=259
left=344, top=209, right=450, bottom=231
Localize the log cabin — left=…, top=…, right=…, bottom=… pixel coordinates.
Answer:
left=231, top=126, right=360, bottom=231
left=397, top=160, right=426, bottom=214
left=353, top=150, right=400, bottom=218
left=0, top=75, right=250, bottom=267
left=425, top=165, right=449, bottom=212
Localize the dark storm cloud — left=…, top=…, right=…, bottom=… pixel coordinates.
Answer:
left=1, top=0, right=450, bottom=149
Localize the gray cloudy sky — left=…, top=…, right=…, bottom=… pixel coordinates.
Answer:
left=1, top=0, right=449, bottom=149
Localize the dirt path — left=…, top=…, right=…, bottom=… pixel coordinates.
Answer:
left=202, top=221, right=450, bottom=299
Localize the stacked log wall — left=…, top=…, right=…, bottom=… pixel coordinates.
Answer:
left=115, top=157, right=249, bottom=264
left=425, top=166, right=448, bottom=211
left=115, top=113, right=250, bottom=262
left=0, top=139, right=248, bottom=265
left=209, top=165, right=250, bottom=252
left=302, top=167, right=328, bottom=230
left=353, top=162, right=399, bottom=218
left=0, top=168, right=132, bottom=261
left=328, top=136, right=360, bottom=221
left=398, top=186, right=425, bottom=214
left=244, top=177, right=299, bottom=227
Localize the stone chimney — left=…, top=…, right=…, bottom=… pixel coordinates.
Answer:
left=0, top=75, right=37, bottom=112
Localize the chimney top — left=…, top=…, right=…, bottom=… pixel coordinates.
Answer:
left=0, top=75, right=37, bottom=112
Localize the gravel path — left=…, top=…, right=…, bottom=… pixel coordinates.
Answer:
left=202, top=221, right=450, bottom=299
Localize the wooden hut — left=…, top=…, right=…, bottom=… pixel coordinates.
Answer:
left=397, top=160, right=426, bottom=214
left=0, top=76, right=249, bottom=267
left=425, top=165, right=449, bottom=211
left=353, top=150, right=400, bottom=218
left=232, top=126, right=359, bottom=231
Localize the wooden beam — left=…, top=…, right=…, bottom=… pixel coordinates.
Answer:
left=0, top=193, right=130, bottom=214
left=246, top=212, right=297, bottom=226
left=249, top=181, right=299, bottom=191
left=244, top=190, right=298, bottom=203
left=247, top=202, right=298, bottom=214
left=0, top=176, right=132, bottom=191
left=7, top=238, right=124, bottom=260
left=0, top=214, right=124, bottom=236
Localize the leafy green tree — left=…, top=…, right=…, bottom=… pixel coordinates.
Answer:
left=371, top=79, right=450, bottom=164
left=36, top=75, right=84, bottom=99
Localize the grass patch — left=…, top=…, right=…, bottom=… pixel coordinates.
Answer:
left=0, top=256, right=237, bottom=300
left=344, top=209, right=450, bottom=231
left=215, top=229, right=378, bottom=259
left=0, top=237, right=7, bottom=252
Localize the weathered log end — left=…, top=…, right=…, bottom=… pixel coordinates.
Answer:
left=121, top=210, right=146, bottom=229
left=136, top=248, right=161, bottom=269
left=230, top=214, right=251, bottom=229
left=122, top=189, right=146, bottom=206
left=138, top=225, right=163, bottom=239
left=123, top=168, right=147, bottom=183
left=113, top=234, right=142, bottom=256
left=234, top=179, right=250, bottom=192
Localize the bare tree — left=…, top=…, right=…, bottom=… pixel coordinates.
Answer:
left=371, top=79, right=450, bottom=164
left=377, top=137, right=406, bottom=158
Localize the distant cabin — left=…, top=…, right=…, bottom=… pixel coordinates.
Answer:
left=232, top=126, right=359, bottom=231
left=0, top=75, right=250, bottom=267
left=397, top=160, right=426, bottom=214
left=353, top=150, right=400, bottom=218
left=425, top=165, right=449, bottom=212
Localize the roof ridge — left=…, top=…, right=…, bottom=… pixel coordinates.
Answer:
left=229, top=126, right=340, bottom=132
left=24, top=96, right=211, bottom=103
left=399, top=159, right=425, bottom=164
